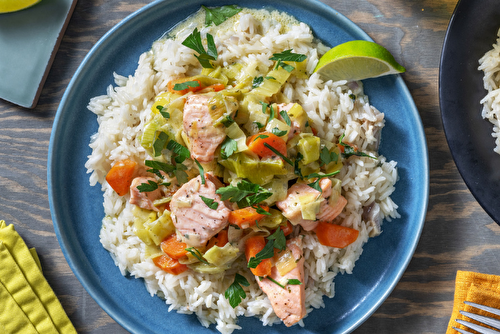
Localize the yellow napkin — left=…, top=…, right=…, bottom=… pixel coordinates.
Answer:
left=446, top=270, right=500, bottom=333
left=0, top=220, right=77, bottom=334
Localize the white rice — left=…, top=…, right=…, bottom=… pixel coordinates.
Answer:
left=85, top=8, right=399, bottom=333
left=479, top=27, right=500, bottom=155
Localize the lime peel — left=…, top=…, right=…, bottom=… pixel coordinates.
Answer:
left=0, top=0, right=41, bottom=13
left=313, top=40, right=406, bottom=82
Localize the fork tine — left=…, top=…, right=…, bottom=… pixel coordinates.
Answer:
left=460, top=310, right=500, bottom=330
left=452, top=326, right=475, bottom=334
left=465, top=302, right=500, bottom=317
left=456, top=319, right=500, bottom=334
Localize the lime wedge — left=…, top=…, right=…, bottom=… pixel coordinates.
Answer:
left=313, top=40, right=406, bottom=82
left=0, top=0, right=41, bottom=13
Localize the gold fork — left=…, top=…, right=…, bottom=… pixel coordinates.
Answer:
left=453, top=301, right=500, bottom=334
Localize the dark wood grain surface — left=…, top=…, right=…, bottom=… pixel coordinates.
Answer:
left=2, top=0, right=499, bottom=333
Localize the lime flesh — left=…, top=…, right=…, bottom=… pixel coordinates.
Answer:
left=314, top=40, right=406, bottom=82
left=0, top=0, right=41, bottom=13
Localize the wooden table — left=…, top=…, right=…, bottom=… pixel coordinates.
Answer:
left=1, top=0, right=498, bottom=333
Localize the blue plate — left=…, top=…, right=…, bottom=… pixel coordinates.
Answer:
left=48, top=0, right=428, bottom=333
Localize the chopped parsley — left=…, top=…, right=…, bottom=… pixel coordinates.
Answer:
left=221, top=137, right=238, bottom=159
left=338, top=134, right=376, bottom=160
left=202, top=5, right=242, bottom=26
left=137, top=180, right=159, bottom=193
left=263, top=143, right=293, bottom=166
left=173, top=80, right=200, bottom=91
left=155, top=105, right=170, bottom=119
left=194, top=159, right=205, bottom=185
left=268, top=104, right=276, bottom=121
left=247, top=229, right=286, bottom=269
left=145, top=159, right=176, bottom=175
left=166, top=139, right=190, bottom=163
left=271, top=127, right=287, bottom=137
left=259, top=101, right=269, bottom=114
left=200, top=195, right=219, bottom=210
left=305, top=171, right=340, bottom=192
left=216, top=179, right=272, bottom=208
left=220, top=115, right=234, bottom=127
left=152, top=131, right=169, bottom=157
left=287, top=279, right=302, bottom=285
left=252, top=76, right=264, bottom=89
left=225, top=273, right=250, bottom=308
left=319, top=146, right=339, bottom=166
left=279, top=109, right=292, bottom=126
left=182, top=28, right=217, bottom=68
left=269, top=49, right=307, bottom=62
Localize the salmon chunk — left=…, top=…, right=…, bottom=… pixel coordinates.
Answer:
left=129, top=176, right=162, bottom=211
left=257, top=237, right=306, bottom=327
left=276, top=178, right=334, bottom=231
left=170, top=173, right=231, bottom=247
left=183, top=94, right=226, bottom=163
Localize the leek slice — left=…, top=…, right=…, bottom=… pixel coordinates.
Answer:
left=274, top=249, right=297, bottom=276
left=224, top=122, right=248, bottom=152
left=266, top=118, right=291, bottom=141
left=252, top=65, right=292, bottom=97
left=203, top=243, right=240, bottom=267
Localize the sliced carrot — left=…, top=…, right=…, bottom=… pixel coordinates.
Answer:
left=315, top=221, right=359, bottom=248
left=245, top=236, right=272, bottom=277
left=152, top=254, right=188, bottom=275
left=206, top=83, right=225, bottom=92
left=228, top=206, right=269, bottom=228
left=280, top=221, right=294, bottom=237
left=167, top=78, right=203, bottom=95
left=247, top=132, right=287, bottom=159
left=206, top=229, right=229, bottom=250
left=105, top=159, right=137, bottom=196
left=160, top=234, right=188, bottom=259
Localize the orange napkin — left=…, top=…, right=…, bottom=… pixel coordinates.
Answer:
left=447, top=270, right=500, bottom=333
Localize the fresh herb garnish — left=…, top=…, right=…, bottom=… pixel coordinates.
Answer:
left=248, top=229, right=286, bottom=268
left=267, top=276, right=285, bottom=288
left=294, top=152, right=304, bottom=178
left=305, top=171, right=340, bottom=192
left=216, top=180, right=272, bottom=208
left=259, top=101, right=269, bottom=114
left=185, top=247, right=209, bottom=264
left=182, top=28, right=217, bottom=68
left=156, top=105, right=170, bottom=119
left=279, top=110, right=292, bottom=126
left=276, top=59, right=295, bottom=73
left=173, top=163, right=188, bottom=185
left=173, top=80, right=200, bottom=91
left=225, top=273, right=250, bottom=308
left=349, top=93, right=356, bottom=101
left=253, top=134, right=269, bottom=141
left=221, top=137, right=238, bottom=159
left=200, top=195, right=219, bottom=210
left=252, top=204, right=272, bottom=216
left=319, top=146, right=339, bottom=166
left=254, top=121, right=265, bottom=129
left=252, top=76, right=264, bottom=89
left=271, top=127, right=287, bottom=137
left=269, top=49, right=307, bottom=62
left=166, top=139, right=190, bottom=163
left=153, top=131, right=169, bottom=157
left=263, top=143, right=293, bottom=166
left=287, top=279, right=302, bottom=285
left=194, top=159, right=205, bottom=185
left=202, top=5, right=242, bottom=26
left=268, top=104, right=275, bottom=122
left=137, top=180, right=159, bottom=193
left=338, top=134, right=376, bottom=159
left=220, top=115, right=234, bottom=127
left=145, top=159, right=176, bottom=175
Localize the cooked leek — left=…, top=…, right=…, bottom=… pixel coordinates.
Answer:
left=203, top=243, right=240, bottom=267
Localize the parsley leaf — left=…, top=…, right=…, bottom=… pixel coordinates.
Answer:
left=306, top=171, right=340, bottom=192
left=338, top=134, right=376, bottom=160
left=253, top=204, right=271, bottom=216
left=156, top=105, right=170, bottom=119
left=294, top=152, right=304, bottom=178
left=216, top=180, right=272, bottom=208
left=220, top=115, right=234, bottom=127
left=194, top=159, right=205, bottom=185
left=182, top=28, right=217, bottom=68
left=252, top=76, right=264, bottom=89
left=166, top=139, right=190, bottom=163
left=279, top=109, right=292, bottom=126
left=253, top=134, right=269, bottom=141
left=267, top=276, right=285, bottom=288
left=269, top=104, right=275, bottom=122
left=319, top=146, right=339, bottom=166
left=173, top=163, right=188, bottom=185
left=152, top=131, right=169, bottom=157
left=203, top=5, right=242, bottom=26
left=200, top=195, right=219, bottom=210
left=278, top=61, right=295, bottom=73
left=349, top=93, right=356, bottom=101
left=254, top=121, right=265, bottom=129
left=137, top=180, right=159, bottom=193
left=259, top=101, right=268, bottom=114
left=269, top=49, right=307, bottom=62
left=145, top=159, right=176, bottom=175
left=225, top=273, right=250, bottom=308
left=173, top=80, right=200, bottom=91
left=271, top=127, right=287, bottom=137
left=221, top=137, right=238, bottom=159
left=248, top=229, right=286, bottom=268
left=287, top=279, right=302, bottom=285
